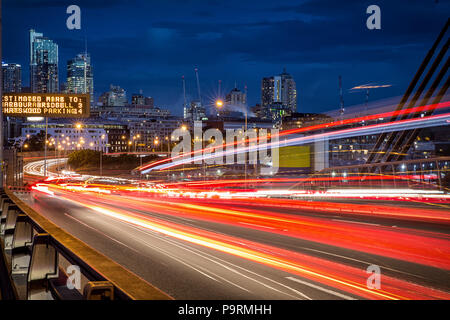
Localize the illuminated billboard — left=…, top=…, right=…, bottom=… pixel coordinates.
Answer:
left=2, top=93, right=90, bottom=118
left=274, top=146, right=311, bottom=168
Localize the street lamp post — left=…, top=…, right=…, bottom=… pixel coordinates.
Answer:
left=44, top=117, right=48, bottom=177
left=180, top=125, right=187, bottom=175
left=244, top=106, right=248, bottom=187
left=215, top=99, right=223, bottom=118
left=165, top=136, right=170, bottom=154
left=100, top=134, right=105, bottom=176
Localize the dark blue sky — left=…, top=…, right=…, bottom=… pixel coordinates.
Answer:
left=3, top=0, right=449, bottom=116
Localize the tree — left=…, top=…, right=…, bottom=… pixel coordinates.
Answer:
left=68, top=149, right=99, bottom=169
left=23, top=131, right=53, bottom=151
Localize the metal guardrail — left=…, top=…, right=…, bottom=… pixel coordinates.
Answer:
left=294, top=157, right=450, bottom=192
left=0, top=188, right=172, bottom=300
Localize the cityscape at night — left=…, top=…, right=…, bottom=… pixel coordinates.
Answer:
left=0, top=0, right=449, bottom=314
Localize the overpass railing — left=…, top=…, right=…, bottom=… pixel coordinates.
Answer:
left=0, top=187, right=172, bottom=300
left=290, top=157, right=450, bottom=192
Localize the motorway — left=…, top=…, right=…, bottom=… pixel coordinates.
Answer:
left=20, top=161, right=450, bottom=300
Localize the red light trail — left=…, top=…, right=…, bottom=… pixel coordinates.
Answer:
left=35, top=185, right=450, bottom=300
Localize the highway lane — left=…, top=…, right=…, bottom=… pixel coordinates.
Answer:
left=22, top=187, right=450, bottom=300
left=23, top=158, right=68, bottom=177
left=27, top=192, right=356, bottom=300
left=20, top=159, right=450, bottom=299
left=187, top=198, right=450, bottom=234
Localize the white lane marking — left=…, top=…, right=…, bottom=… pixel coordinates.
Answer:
left=286, top=276, right=356, bottom=300
left=157, top=233, right=302, bottom=298
left=238, top=222, right=276, bottom=230
left=63, top=202, right=319, bottom=300
left=188, top=264, right=252, bottom=293
left=94, top=218, right=228, bottom=287
left=63, top=213, right=140, bottom=254
left=121, top=224, right=253, bottom=293
left=300, top=247, right=426, bottom=279
left=160, top=235, right=312, bottom=300
left=123, top=223, right=266, bottom=294
left=150, top=248, right=220, bottom=283
left=129, top=222, right=311, bottom=300
left=128, top=222, right=310, bottom=298
left=331, top=219, right=380, bottom=226
left=300, top=247, right=372, bottom=265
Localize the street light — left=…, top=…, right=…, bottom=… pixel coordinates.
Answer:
left=100, top=134, right=105, bottom=176
left=132, top=135, right=140, bottom=153
left=21, top=143, right=28, bottom=154
left=165, top=136, right=170, bottom=154
left=216, top=99, right=224, bottom=118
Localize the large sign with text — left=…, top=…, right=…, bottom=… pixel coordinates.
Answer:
left=2, top=93, right=90, bottom=118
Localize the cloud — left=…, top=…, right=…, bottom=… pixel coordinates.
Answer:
left=4, top=0, right=449, bottom=115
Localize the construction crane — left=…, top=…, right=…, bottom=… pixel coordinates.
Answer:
left=339, top=75, right=345, bottom=118
left=194, top=67, right=202, bottom=105
left=350, top=83, right=392, bottom=113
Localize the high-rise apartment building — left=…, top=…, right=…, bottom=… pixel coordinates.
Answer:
left=217, top=86, right=247, bottom=117
left=2, top=63, right=22, bottom=93
left=261, top=68, right=297, bottom=122
left=132, top=91, right=154, bottom=108
left=226, top=87, right=247, bottom=107
left=67, top=53, right=94, bottom=103
left=185, top=100, right=207, bottom=122
left=99, top=85, right=127, bottom=106
left=30, top=29, right=59, bottom=93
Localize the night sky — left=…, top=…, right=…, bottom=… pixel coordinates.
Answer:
left=3, top=0, right=449, bottom=116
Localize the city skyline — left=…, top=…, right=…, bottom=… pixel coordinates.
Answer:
left=1, top=1, right=449, bottom=305
left=3, top=0, right=450, bottom=116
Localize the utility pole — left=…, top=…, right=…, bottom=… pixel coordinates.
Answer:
left=44, top=117, right=48, bottom=176
left=100, top=147, right=103, bottom=176
left=84, top=37, right=87, bottom=97
left=244, top=84, right=248, bottom=187
left=182, top=75, right=187, bottom=119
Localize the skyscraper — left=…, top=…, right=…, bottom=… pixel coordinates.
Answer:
left=2, top=63, right=22, bottom=93
left=67, top=53, right=94, bottom=102
left=226, top=86, right=247, bottom=107
left=30, top=29, right=59, bottom=93
left=261, top=68, right=297, bottom=122
left=131, top=92, right=154, bottom=108
left=185, top=100, right=207, bottom=122
left=218, top=86, right=247, bottom=117
left=99, top=85, right=127, bottom=106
